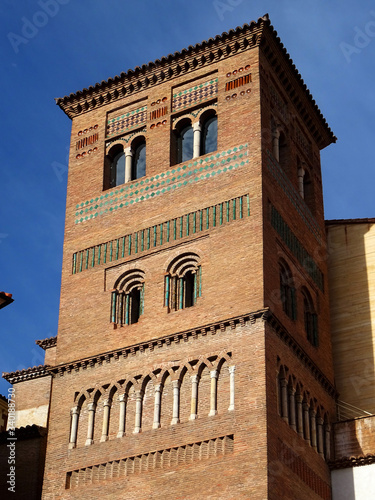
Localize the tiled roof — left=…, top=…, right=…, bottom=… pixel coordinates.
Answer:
left=2, top=365, right=51, bottom=384
left=0, top=425, right=47, bottom=443
left=36, top=336, right=57, bottom=350
left=55, top=14, right=335, bottom=146
left=0, top=291, right=13, bottom=309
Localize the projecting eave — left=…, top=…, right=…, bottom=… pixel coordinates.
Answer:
left=2, top=365, right=51, bottom=384
left=326, top=218, right=375, bottom=225
left=55, top=13, right=335, bottom=148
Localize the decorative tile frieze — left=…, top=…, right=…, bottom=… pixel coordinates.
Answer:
left=72, top=193, right=250, bottom=274
left=74, top=144, right=248, bottom=224
left=172, top=78, right=218, bottom=112
left=106, top=105, right=147, bottom=138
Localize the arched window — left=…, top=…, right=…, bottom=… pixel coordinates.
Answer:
left=104, top=144, right=125, bottom=190
left=278, top=131, right=288, bottom=170
left=111, top=269, right=145, bottom=325
left=200, top=113, right=217, bottom=156
left=279, top=260, right=296, bottom=320
left=302, top=288, right=318, bottom=346
left=164, top=253, right=202, bottom=311
left=177, top=121, right=194, bottom=163
left=104, top=137, right=146, bottom=190
left=132, top=138, right=146, bottom=180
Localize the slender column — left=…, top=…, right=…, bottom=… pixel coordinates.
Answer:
left=288, top=387, right=296, bottom=431
left=310, top=408, right=317, bottom=450
left=189, top=375, right=200, bottom=420
left=280, top=378, right=288, bottom=422
left=303, top=401, right=310, bottom=442
left=124, top=147, right=133, bottom=183
left=298, top=167, right=305, bottom=198
left=296, top=394, right=304, bottom=438
left=134, top=390, right=144, bottom=434
left=117, top=394, right=127, bottom=438
left=209, top=370, right=218, bottom=416
left=85, top=402, right=96, bottom=446
left=171, top=380, right=180, bottom=425
left=228, top=366, right=236, bottom=411
left=68, top=406, right=80, bottom=449
left=272, top=127, right=280, bottom=161
left=100, top=399, right=111, bottom=442
left=153, top=384, right=162, bottom=429
left=193, top=122, right=201, bottom=158
left=324, top=423, right=331, bottom=460
left=317, top=416, right=324, bottom=456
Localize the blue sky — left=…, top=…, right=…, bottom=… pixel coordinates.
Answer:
left=0, top=0, right=374, bottom=395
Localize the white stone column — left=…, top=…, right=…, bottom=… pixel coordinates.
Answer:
left=298, top=167, right=305, bottom=198
left=117, top=394, right=127, bottom=438
left=310, top=408, right=317, bottom=450
left=272, top=127, right=280, bottom=161
left=280, top=378, right=288, bottom=422
left=171, top=380, right=180, bottom=425
left=134, top=390, right=144, bottom=434
left=85, top=402, right=96, bottom=446
left=317, top=416, right=324, bottom=456
left=303, top=401, right=310, bottom=442
left=68, top=406, right=80, bottom=449
left=124, top=147, right=133, bottom=183
left=209, top=370, right=218, bottom=417
left=193, top=122, right=201, bottom=158
left=189, top=375, right=199, bottom=420
left=288, top=387, right=296, bottom=431
left=296, top=394, right=304, bottom=438
left=228, top=366, right=236, bottom=411
left=100, top=399, right=111, bottom=442
left=324, top=423, right=331, bottom=460
left=153, top=384, right=162, bottom=429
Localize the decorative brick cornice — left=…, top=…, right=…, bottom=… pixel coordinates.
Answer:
left=0, top=425, right=47, bottom=444
left=55, top=14, right=335, bottom=146
left=266, top=313, right=337, bottom=398
left=35, top=336, right=57, bottom=350
left=329, top=454, right=375, bottom=470
left=48, top=308, right=270, bottom=378
left=2, top=365, right=51, bottom=384
left=56, top=16, right=265, bottom=119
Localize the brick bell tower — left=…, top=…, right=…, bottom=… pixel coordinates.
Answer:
left=42, top=14, right=336, bottom=499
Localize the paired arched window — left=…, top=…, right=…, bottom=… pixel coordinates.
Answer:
left=176, top=119, right=194, bottom=163
left=172, top=110, right=217, bottom=165
left=164, top=253, right=202, bottom=311
left=279, top=260, right=296, bottom=320
left=302, top=288, right=318, bottom=346
left=111, top=269, right=145, bottom=325
left=200, top=112, right=218, bottom=156
left=104, top=136, right=146, bottom=190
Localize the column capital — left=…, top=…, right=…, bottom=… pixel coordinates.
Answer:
left=210, top=370, right=219, bottom=379
left=228, top=365, right=236, bottom=374
left=70, top=406, right=80, bottom=415
left=87, top=402, right=96, bottom=411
